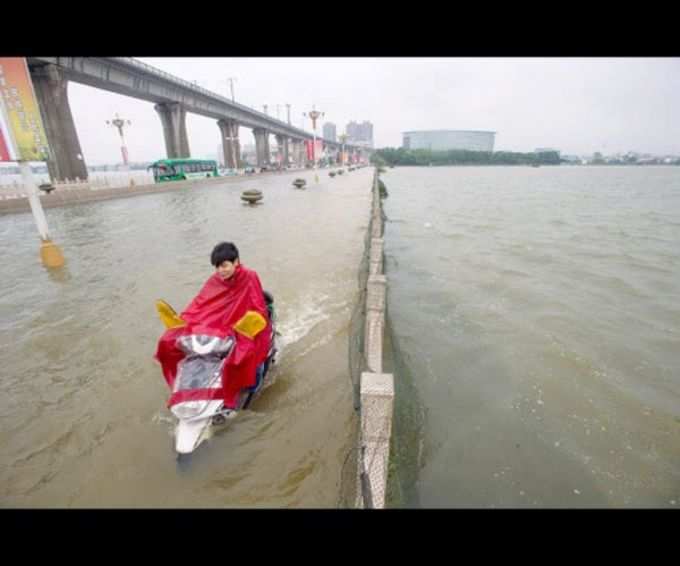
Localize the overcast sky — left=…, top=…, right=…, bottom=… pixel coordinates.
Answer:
left=7, top=58, right=680, bottom=166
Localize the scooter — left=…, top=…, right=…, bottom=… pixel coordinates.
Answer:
left=156, top=293, right=278, bottom=455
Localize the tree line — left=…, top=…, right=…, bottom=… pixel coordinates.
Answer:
left=371, top=147, right=561, bottom=166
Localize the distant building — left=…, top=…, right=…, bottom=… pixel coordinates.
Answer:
left=347, top=120, right=373, bottom=148
left=323, top=122, right=337, bottom=142
left=402, top=130, right=495, bottom=152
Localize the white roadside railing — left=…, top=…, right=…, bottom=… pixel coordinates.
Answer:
left=0, top=171, right=156, bottom=199
left=356, top=168, right=394, bottom=509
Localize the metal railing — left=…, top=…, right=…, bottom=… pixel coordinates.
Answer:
left=0, top=171, right=157, bottom=198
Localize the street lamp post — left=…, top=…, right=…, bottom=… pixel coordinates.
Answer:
left=303, top=105, right=324, bottom=182
left=226, top=77, right=236, bottom=102
left=106, top=113, right=132, bottom=170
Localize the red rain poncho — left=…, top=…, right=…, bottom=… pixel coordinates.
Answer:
left=155, top=265, right=271, bottom=409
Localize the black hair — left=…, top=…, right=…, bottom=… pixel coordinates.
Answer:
left=211, top=241, right=239, bottom=267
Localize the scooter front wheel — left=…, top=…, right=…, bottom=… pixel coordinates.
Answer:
left=176, top=451, right=193, bottom=473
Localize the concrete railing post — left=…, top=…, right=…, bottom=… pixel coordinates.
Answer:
left=365, top=274, right=386, bottom=374
left=369, top=237, right=384, bottom=276
left=370, top=181, right=382, bottom=237
left=358, top=371, right=394, bottom=509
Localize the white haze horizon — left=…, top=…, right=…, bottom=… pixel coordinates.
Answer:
left=1, top=57, right=679, bottom=166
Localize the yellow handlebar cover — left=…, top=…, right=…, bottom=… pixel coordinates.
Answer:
left=156, top=300, right=187, bottom=329
left=233, top=310, right=267, bottom=339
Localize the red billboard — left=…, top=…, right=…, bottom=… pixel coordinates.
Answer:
left=304, top=139, right=324, bottom=162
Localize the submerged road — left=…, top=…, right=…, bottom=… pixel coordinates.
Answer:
left=0, top=167, right=373, bottom=507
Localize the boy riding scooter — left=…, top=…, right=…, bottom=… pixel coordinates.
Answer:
left=154, top=242, right=277, bottom=453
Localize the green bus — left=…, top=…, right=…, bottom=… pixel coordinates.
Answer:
left=148, top=158, right=219, bottom=183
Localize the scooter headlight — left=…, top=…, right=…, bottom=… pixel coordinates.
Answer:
left=171, top=400, right=210, bottom=420
left=176, top=335, right=234, bottom=356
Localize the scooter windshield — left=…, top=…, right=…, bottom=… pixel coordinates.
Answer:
left=170, top=353, right=227, bottom=420
left=172, top=334, right=234, bottom=395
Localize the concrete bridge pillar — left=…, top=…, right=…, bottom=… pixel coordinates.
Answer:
left=30, top=64, right=88, bottom=182
left=234, top=126, right=242, bottom=167
left=154, top=102, right=190, bottom=158
left=275, top=134, right=285, bottom=166
left=291, top=139, right=302, bottom=167
left=297, top=140, right=307, bottom=167
left=263, top=132, right=271, bottom=166
left=303, top=140, right=311, bottom=166
left=217, top=119, right=240, bottom=169
left=253, top=128, right=270, bottom=167
left=283, top=137, right=290, bottom=165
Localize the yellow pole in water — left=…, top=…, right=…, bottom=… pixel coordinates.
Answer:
left=19, top=160, right=65, bottom=268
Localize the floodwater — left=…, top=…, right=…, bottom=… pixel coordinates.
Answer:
left=0, top=168, right=372, bottom=507
left=384, top=166, right=680, bottom=508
